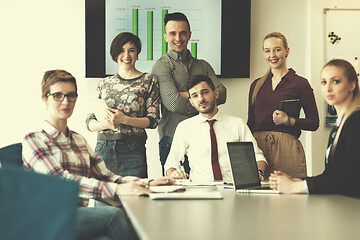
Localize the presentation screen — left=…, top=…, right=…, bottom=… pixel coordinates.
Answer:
left=86, top=0, right=250, bottom=78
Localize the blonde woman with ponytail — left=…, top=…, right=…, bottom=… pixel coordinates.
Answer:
left=248, top=32, right=319, bottom=179
left=270, top=59, right=360, bottom=198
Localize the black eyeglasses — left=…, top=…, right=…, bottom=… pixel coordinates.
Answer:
left=46, top=92, right=78, bottom=102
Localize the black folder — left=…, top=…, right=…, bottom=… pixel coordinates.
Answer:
left=278, top=99, right=301, bottom=118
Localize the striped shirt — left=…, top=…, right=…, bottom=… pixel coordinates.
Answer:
left=22, top=121, right=128, bottom=200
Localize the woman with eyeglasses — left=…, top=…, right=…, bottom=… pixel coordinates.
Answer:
left=270, top=59, right=360, bottom=198
left=86, top=32, right=160, bottom=178
left=22, top=70, right=174, bottom=239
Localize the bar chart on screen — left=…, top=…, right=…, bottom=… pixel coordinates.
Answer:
left=105, top=0, right=221, bottom=74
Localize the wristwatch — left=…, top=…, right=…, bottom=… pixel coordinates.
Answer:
left=142, top=178, right=154, bottom=188
left=258, top=170, right=264, bottom=177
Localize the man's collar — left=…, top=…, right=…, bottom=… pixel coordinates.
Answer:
left=197, top=110, right=223, bottom=123
left=167, top=49, right=192, bottom=62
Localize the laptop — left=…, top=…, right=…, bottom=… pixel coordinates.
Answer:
left=227, top=142, right=279, bottom=194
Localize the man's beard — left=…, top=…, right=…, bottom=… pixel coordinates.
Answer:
left=198, top=100, right=215, bottom=114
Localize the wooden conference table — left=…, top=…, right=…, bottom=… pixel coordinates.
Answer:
left=120, top=187, right=360, bottom=240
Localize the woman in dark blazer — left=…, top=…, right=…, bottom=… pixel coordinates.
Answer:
left=269, top=59, right=360, bottom=198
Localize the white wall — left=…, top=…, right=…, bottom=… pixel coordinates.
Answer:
left=220, top=0, right=311, bottom=173
left=2, top=0, right=359, bottom=178
left=307, top=0, right=360, bottom=175
left=0, top=0, right=86, bottom=145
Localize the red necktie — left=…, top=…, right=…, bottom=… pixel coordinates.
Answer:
left=207, top=120, right=222, bottom=180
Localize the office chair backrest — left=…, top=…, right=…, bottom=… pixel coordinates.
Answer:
left=0, top=167, right=79, bottom=240
left=0, top=143, right=23, bottom=167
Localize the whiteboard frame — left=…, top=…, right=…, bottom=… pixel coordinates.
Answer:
left=323, top=8, right=360, bottom=126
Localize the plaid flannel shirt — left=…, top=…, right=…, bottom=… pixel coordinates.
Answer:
left=22, top=121, right=127, bottom=200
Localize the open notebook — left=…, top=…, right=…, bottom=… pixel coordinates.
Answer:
left=227, top=142, right=279, bottom=194
left=149, top=185, right=185, bottom=193
left=149, top=182, right=222, bottom=200
left=88, top=98, right=109, bottom=121
left=149, top=191, right=223, bottom=200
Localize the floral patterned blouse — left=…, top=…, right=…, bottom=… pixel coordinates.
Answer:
left=86, top=73, right=160, bottom=143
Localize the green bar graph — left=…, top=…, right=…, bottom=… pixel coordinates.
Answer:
left=191, top=42, right=197, bottom=58
left=162, top=9, right=168, bottom=55
left=147, top=11, right=153, bottom=60
left=132, top=9, right=138, bottom=36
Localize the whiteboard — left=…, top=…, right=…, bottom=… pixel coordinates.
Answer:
left=323, top=8, right=360, bottom=125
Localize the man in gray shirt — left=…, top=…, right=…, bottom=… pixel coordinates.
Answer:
left=151, top=12, right=227, bottom=175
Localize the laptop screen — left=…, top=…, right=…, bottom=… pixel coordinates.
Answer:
left=227, top=142, right=261, bottom=189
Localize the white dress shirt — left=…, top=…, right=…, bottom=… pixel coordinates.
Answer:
left=165, top=111, right=266, bottom=181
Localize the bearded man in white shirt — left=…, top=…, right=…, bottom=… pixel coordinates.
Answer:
left=165, top=74, right=267, bottom=182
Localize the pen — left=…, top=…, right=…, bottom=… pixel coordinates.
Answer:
left=180, top=161, right=187, bottom=179
left=224, top=182, right=233, bottom=186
